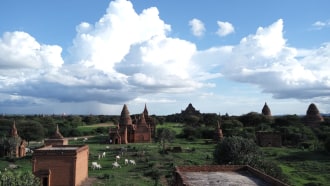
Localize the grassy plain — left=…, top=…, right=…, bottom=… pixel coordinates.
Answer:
left=261, top=147, right=330, bottom=186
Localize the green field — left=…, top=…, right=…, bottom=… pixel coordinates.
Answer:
left=261, top=147, right=330, bottom=186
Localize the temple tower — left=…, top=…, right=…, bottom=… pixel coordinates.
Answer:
left=303, top=103, right=324, bottom=127
left=262, top=102, right=271, bottom=116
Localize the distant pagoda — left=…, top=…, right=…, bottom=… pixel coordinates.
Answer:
left=213, top=119, right=223, bottom=142
left=261, top=102, right=272, bottom=116
left=303, top=103, right=324, bottom=127
left=44, top=124, right=68, bottom=146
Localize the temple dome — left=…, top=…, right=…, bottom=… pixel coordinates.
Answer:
left=304, top=103, right=324, bottom=127
left=262, top=102, right=271, bottom=116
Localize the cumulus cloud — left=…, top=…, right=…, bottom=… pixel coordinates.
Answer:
left=214, top=19, right=330, bottom=102
left=216, top=21, right=234, bottom=37
left=0, top=31, right=63, bottom=70
left=0, top=0, right=212, bottom=111
left=189, top=18, right=205, bottom=37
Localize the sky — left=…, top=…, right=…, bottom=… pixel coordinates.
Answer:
left=0, top=0, right=330, bottom=116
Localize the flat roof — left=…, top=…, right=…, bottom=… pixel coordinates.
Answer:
left=180, top=170, right=268, bottom=186
left=33, top=145, right=89, bottom=154
left=39, top=146, right=80, bottom=150
left=175, top=165, right=288, bottom=186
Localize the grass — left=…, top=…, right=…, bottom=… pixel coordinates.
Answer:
left=72, top=135, right=216, bottom=185
left=76, top=122, right=113, bottom=133
left=261, top=147, right=330, bottom=186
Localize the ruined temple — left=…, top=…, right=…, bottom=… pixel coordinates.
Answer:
left=44, top=124, right=68, bottom=146
left=303, top=103, right=324, bottom=127
left=181, top=103, right=201, bottom=118
left=109, top=104, right=153, bottom=144
left=0, top=121, right=27, bottom=158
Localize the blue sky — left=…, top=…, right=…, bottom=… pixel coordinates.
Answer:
left=0, top=0, right=329, bottom=116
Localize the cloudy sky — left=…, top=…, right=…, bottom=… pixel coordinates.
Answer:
left=0, top=0, right=329, bottom=116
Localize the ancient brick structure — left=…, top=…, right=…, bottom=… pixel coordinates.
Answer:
left=256, top=131, right=282, bottom=147
left=109, top=104, right=153, bottom=144
left=261, top=102, right=271, bottom=117
left=181, top=103, right=201, bottom=118
left=32, top=145, right=89, bottom=186
left=213, top=120, right=223, bottom=142
left=0, top=121, right=26, bottom=158
left=303, top=103, right=324, bottom=127
left=44, top=124, right=68, bottom=146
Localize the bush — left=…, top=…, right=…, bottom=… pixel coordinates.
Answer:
left=213, top=136, right=259, bottom=165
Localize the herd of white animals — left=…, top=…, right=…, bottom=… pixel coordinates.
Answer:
left=91, top=150, right=136, bottom=170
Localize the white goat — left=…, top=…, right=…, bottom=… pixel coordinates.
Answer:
left=101, top=152, right=106, bottom=158
left=129, top=160, right=136, bottom=166
left=124, top=159, right=129, bottom=165
left=115, top=155, right=120, bottom=162
left=91, top=162, right=99, bottom=170
left=95, top=163, right=102, bottom=169
left=112, top=161, right=121, bottom=168
left=91, top=162, right=102, bottom=170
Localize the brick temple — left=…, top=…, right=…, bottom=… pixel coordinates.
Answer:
left=109, top=104, right=155, bottom=144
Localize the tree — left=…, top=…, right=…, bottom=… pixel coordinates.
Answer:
left=221, top=119, right=243, bottom=136
left=202, top=113, right=219, bottom=126
left=184, top=115, right=200, bottom=126
left=17, top=121, right=44, bottom=145
left=156, top=128, right=175, bottom=153
left=213, top=136, right=259, bottom=165
left=238, top=112, right=270, bottom=127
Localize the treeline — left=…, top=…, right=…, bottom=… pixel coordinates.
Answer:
left=0, top=114, right=118, bottom=143
left=1, top=112, right=330, bottom=152
left=165, top=112, right=330, bottom=152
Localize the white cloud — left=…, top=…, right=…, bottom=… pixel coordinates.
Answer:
left=312, top=20, right=330, bottom=29
left=214, top=19, right=330, bottom=102
left=0, top=31, right=63, bottom=70
left=189, top=18, right=205, bottom=37
left=0, top=0, right=213, bottom=113
left=69, top=0, right=170, bottom=73
left=216, top=21, right=234, bottom=37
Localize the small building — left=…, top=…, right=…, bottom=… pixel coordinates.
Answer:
left=256, top=131, right=282, bottom=147
left=174, top=165, right=288, bottom=186
left=44, top=125, right=68, bottom=146
left=32, top=145, right=89, bottom=186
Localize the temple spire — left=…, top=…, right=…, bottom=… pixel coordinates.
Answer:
left=11, top=120, right=18, bottom=137
left=120, top=104, right=132, bottom=125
